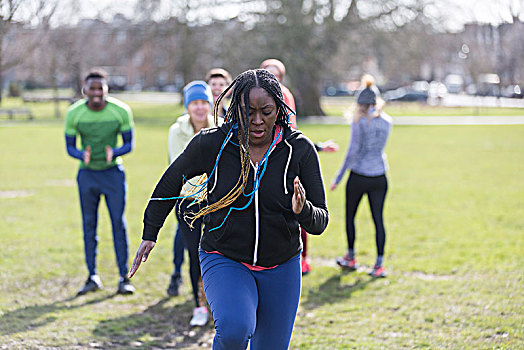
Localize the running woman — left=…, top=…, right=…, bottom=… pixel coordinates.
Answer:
left=166, top=81, right=219, bottom=327
left=129, top=69, right=329, bottom=349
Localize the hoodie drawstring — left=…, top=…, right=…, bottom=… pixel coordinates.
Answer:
left=283, top=139, right=292, bottom=194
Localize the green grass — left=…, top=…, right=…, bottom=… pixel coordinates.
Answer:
left=2, top=95, right=523, bottom=123
left=383, top=103, right=524, bottom=117
left=0, top=97, right=184, bottom=122
left=0, top=120, right=523, bottom=349
left=321, top=96, right=524, bottom=117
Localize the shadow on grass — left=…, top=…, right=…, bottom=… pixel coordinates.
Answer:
left=301, top=271, right=378, bottom=311
left=93, top=297, right=215, bottom=348
left=0, top=293, right=115, bottom=336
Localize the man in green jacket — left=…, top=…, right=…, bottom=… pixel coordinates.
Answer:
left=65, top=67, right=135, bottom=296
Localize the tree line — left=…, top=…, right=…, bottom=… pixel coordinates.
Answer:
left=4, top=0, right=523, bottom=116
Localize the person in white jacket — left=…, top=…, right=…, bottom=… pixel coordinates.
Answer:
left=166, top=81, right=220, bottom=326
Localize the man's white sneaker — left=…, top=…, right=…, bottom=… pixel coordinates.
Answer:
left=189, top=306, right=209, bottom=327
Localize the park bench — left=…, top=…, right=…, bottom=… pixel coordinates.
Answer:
left=0, top=108, right=33, bottom=120
left=23, top=96, right=75, bottom=103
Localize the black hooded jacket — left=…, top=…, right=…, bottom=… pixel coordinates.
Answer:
left=142, top=122, right=328, bottom=267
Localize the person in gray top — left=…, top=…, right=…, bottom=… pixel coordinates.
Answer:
left=330, top=74, right=392, bottom=278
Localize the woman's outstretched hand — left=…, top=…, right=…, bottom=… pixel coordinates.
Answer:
left=292, top=176, right=306, bottom=214
left=319, top=139, right=339, bottom=153
left=128, top=240, right=156, bottom=278
left=330, top=181, right=338, bottom=191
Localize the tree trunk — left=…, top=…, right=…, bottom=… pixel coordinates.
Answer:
left=288, top=54, right=325, bottom=117
left=294, top=81, right=324, bottom=117
left=72, top=62, right=82, bottom=98
left=0, top=35, right=3, bottom=105
left=51, top=55, right=60, bottom=118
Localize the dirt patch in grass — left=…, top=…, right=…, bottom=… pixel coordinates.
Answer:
left=91, top=297, right=215, bottom=349
left=407, top=271, right=457, bottom=281
left=45, top=179, right=75, bottom=187
left=0, top=190, right=35, bottom=198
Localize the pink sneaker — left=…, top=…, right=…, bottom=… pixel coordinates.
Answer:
left=369, top=265, right=386, bottom=278
left=336, top=254, right=358, bottom=271
left=189, top=306, right=209, bottom=326
left=301, top=258, right=312, bottom=275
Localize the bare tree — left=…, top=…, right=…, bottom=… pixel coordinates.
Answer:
left=0, top=0, right=24, bottom=103
left=168, top=0, right=442, bottom=115
left=78, top=0, right=447, bottom=115
left=1, top=0, right=58, bottom=103
left=10, top=0, right=522, bottom=116
left=241, top=0, right=445, bottom=116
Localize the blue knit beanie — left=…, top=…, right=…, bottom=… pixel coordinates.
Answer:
left=183, top=81, right=213, bottom=109
left=357, top=87, right=376, bottom=105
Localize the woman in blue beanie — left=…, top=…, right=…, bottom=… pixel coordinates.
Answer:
left=330, top=74, right=392, bottom=278
left=166, top=80, right=218, bottom=326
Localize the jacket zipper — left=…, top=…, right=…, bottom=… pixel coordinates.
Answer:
left=250, top=142, right=279, bottom=266
left=253, top=161, right=259, bottom=266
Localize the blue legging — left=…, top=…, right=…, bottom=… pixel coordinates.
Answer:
left=77, top=165, right=128, bottom=277
left=199, top=250, right=301, bottom=350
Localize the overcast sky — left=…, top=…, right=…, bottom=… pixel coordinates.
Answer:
left=20, top=0, right=524, bottom=30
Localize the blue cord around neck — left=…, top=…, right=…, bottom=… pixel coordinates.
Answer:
left=149, top=123, right=283, bottom=233
left=149, top=126, right=234, bottom=202
left=209, top=125, right=282, bottom=232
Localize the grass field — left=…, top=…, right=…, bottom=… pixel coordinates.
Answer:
left=2, top=95, right=524, bottom=121
left=0, top=115, right=523, bottom=349
left=320, top=97, right=524, bottom=118
left=0, top=97, right=184, bottom=123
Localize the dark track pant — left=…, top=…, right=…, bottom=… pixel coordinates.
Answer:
left=345, top=172, right=388, bottom=256
left=172, top=224, right=185, bottom=275
left=77, top=165, right=128, bottom=277
left=176, top=200, right=204, bottom=307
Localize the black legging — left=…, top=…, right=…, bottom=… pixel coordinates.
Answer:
left=176, top=200, right=204, bottom=307
left=345, top=172, right=388, bottom=256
